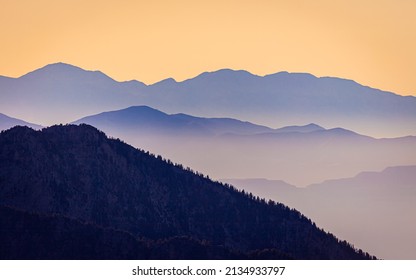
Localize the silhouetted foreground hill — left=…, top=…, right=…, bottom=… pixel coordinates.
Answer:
left=0, top=125, right=373, bottom=259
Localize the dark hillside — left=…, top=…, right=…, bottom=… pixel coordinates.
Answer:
left=0, top=125, right=374, bottom=259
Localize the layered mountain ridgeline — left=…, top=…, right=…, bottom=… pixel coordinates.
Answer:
left=1, top=63, right=415, bottom=137
left=73, top=106, right=416, bottom=186
left=0, top=125, right=373, bottom=259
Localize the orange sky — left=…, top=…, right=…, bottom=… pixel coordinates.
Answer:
left=1, top=0, right=415, bottom=95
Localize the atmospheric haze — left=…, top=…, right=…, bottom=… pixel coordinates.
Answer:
left=1, top=63, right=415, bottom=260
left=224, top=166, right=416, bottom=259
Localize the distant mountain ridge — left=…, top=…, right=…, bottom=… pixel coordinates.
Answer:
left=73, top=105, right=375, bottom=137
left=71, top=105, right=416, bottom=186
left=224, top=165, right=416, bottom=259
left=0, top=124, right=373, bottom=259
left=73, top=105, right=326, bottom=137
left=1, top=62, right=415, bottom=137
left=0, top=113, right=42, bottom=131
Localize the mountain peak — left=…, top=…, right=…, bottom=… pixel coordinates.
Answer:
left=73, top=106, right=171, bottom=128
left=20, top=62, right=116, bottom=82
left=190, top=69, right=258, bottom=82
left=305, top=123, right=325, bottom=129
left=106, top=105, right=166, bottom=115
left=264, top=71, right=318, bottom=80
left=45, top=62, right=81, bottom=69
left=150, top=77, right=177, bottom=86
left=275, top=123, right=325, bottom=133
left=21, top=62, right=82, bottom=76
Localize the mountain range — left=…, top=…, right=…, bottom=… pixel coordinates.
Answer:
left=2, top=106, right=414, bottom=186
left=1, top=62, right=415, bottom=137
left=1, top=62, right=414, bottom=260
left=0, top=124, right=373, bottom=259
left=71, top=106, right=416, bottom=187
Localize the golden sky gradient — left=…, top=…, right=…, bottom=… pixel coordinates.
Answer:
left=1, top=0, right=415, bottom=95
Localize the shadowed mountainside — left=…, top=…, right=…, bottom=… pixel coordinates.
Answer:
left=1, top=205, right=286, bottom=260
left=0, top=125, right=373, bottom=259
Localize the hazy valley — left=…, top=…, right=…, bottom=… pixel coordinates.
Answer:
left=224, top=165, right=416, bottom=259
